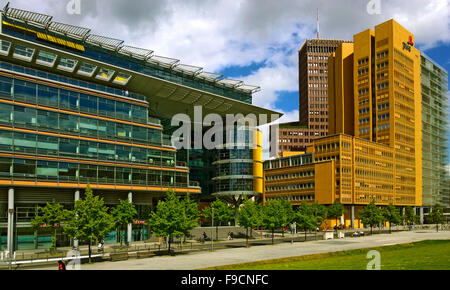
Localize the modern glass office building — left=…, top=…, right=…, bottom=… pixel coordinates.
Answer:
left=0, top=6, right=278, bottom=251
left=421, top=53, right=449, bottom=209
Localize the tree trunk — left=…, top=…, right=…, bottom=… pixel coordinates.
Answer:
left=88, top=240, right=92, bottom=264
left=304, top=229, right=307, bottom=241
left=216, top=225, right=219, bottom=241
left=370, top=226, right=373, bottom=235
left=168, top=234, right=171, bottom=253
left=436, top=224, right=439, bottom=232
left=389, top=224, right=392, bottom=234
left=246, top=228, right=249, bottom=248
left=272, top=229, right=274, bottom=245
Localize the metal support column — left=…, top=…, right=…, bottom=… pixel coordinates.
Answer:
left=127, top=192, right=133, bottom=246
left=351, top=205, right=355, bottom=229
left=73, top=190, right=80, bottom=249
left=7, top=188, right=14, bottom=254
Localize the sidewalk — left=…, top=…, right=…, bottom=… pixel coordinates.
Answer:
left=19, top=229, right=450, bottom=270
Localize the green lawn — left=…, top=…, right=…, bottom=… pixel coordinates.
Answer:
left=205, top=240, right=450, bottom=270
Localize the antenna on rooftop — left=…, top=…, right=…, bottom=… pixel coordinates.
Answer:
left=316, top=8, right=320, bottom=39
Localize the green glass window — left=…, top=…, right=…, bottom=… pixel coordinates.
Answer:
left=0, top=103, right=12, bottom=125
left=148, top=128, right=162, bottom=145
left=0, top=130, right=12, bottom=151
left=79, top=117, right=98, bottom=137
left=36, top=51, right=57, bottom=67
left=36, top=160, right=58, bottom=180
left=115, top=167, right=131, bottom=184
left=59, top=89, right=79, bottom=111
left=116, top=145, right=131, bottom=162
left=0, top=157, right=11, bottom=177
left=14, top=79, right=36, bottom=103
left=0, top=75, right=13, bottom=99
left=37, top=109, right=58, bottom=130
left=37, top=135, right=58, bottom=156
left=79, top=164, right=97, bottom=182
left=79, top=141, right=98, bottom=159
left=37, top=85, right=58, bottom=107
left=59, top=114, right=78, bottom=133
left=58, top=162, right=78, bottom=182
left=98, top=97, right=115, bottom=118
left=13, top=106, right=36, bottom=128
left=162, top=151, right=175, bottom=167
left=98, top=165, right=115, bottom=183
left=79, top=93, right=98, bottom=115
left=132, top=105, right=147, bottom=123
left=131, top=147, right=147, bottom=164
left=59, top=138, right=78, bottom=157
left=116, top=101, right=131, bottom=120
left=132, top=168, right=146, bottom=185
left=98, top=143, right=115, bottom=161
left=133, top=125, right=147, bottom=142
left=162, top=171, right=174, bottom=186
left=116, top=123, right=132, bottom=139
left=13, top=159, right=36, bottom=179
left=14, top=132, right=36, bottom=154
left=98, top=120, right=115, bottom=138
left=147, top=150, right=161, bottom=166
left=147, top=170, right=161, bottom=186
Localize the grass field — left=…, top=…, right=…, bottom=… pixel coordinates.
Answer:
left=204, top=240, right=450, bottom=270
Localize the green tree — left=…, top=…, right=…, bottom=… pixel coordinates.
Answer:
left=148, top=190, right=199, bottom=253
left=111, top=199, right=137, bottom=247
left=179, top=194, right=200, bottom=239
left=311, top=203, right=328, bottom=229
left=31, top=200, right=68, bottom=253
left=202, top=198, right=234, bottom=240
left=428, top=206, right=445, bottom=232
left=294, top=202, right=318, bottom=240
left=328, top=201, right=345, bottom=231
left=64, top=185, right=114, bottom=263
left=359, top=200, right=383, bottom=235
left=238, top=197, right=262, bottom=247
left=262, top=200, right=294, bottom=244
left=382, top=204, right=401, bottom=234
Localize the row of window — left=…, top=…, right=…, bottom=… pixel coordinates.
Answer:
left=359, top=107, right=370, bottom=114
left=0, top=103, right=161, bottom=145
left=377, top=102, right=390, bottom=110
left=358, top=88, right=369, bottom=96
left=377, top=113, right=390, bottom=120
left=215, top=163, right=254, bottom=177
left=0, top=130, right=175, bottom=166
left=265, top=170, right=314, bottom=181
left=377, top=82, right=389, bottom=90
left=359, top=127, right=370, bottom=135
left=265, top=183, right=315, bottom=192
left=0, top=60, right=145, bottom=101
left=0, top=157, right=187, bottom=186
left=359, top=118, right=370, bottom=125
left=0, top=75, right=148, bottom=124
left=265, top=195, right=314, bottom=202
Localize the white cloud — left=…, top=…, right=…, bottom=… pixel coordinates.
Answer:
left=6, top=0, right=450, bottom=112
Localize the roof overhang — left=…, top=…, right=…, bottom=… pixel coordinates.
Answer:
left=0, top=32, right=283, bottom=124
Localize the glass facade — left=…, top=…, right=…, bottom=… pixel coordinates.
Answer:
left=421, top=54, right=449, bottom=208
left=2, top=17, right=253, bottom=104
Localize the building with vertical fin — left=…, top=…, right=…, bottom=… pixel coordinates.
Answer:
left=273, top=39, right=349, bottom=153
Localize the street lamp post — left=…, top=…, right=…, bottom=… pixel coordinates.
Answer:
left=211, top=207, right=214, bottom=252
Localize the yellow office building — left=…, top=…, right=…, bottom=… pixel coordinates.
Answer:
left=264, top=20, right=422, bottom=212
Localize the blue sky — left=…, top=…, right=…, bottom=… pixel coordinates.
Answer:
left=6, top=0, right=450, bottom=160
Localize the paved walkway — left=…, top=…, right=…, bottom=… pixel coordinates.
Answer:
left=24, top=230, right=450, bottom=270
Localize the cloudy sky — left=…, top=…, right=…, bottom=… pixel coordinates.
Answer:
left=5, top=0, right=450, bottom=158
